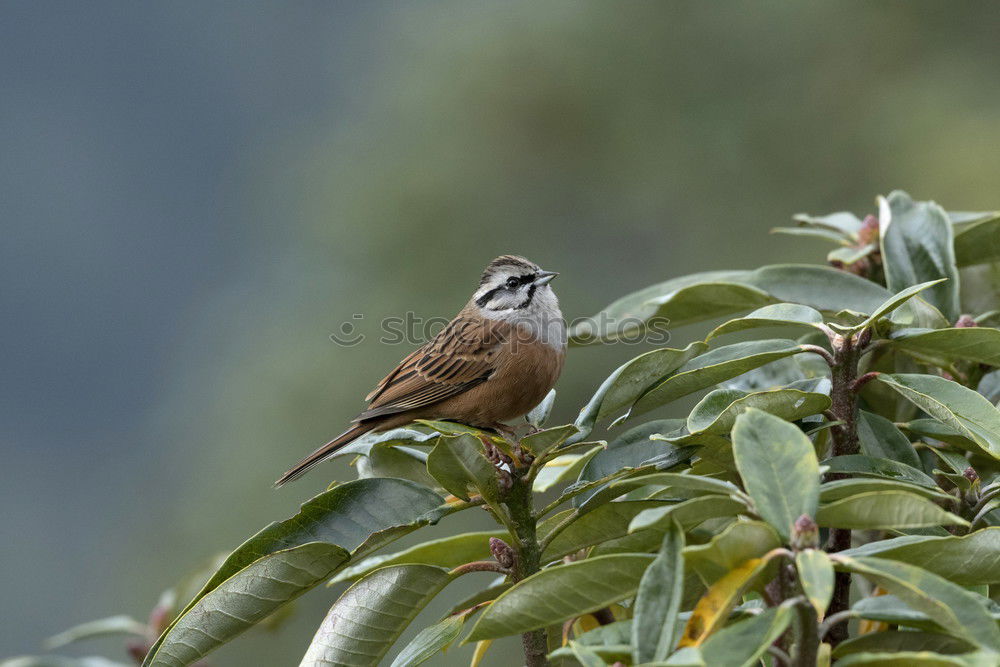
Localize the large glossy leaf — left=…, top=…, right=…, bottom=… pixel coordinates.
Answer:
left=533, top=447, right=602, bottom=493
left=834, top=651, right=981, bottom=666
left=791, top=210, right=864, bottom=237
left=143, top=478, right=445, bottom=667
left=426, top=433, right=501, bottom=502
left=698, top=603, right=793, bottom=667
left=834, top=555, right=1000, bottom=648
left=817, top=491, right=968, bottom=529
left=360, top=445, right=438, bottom=489
left=850, top=279, right=946, bottom=333
left=573, top=342, right=708, bottom=432
left=857, top=410, right=922, bottom=470
left=877, top=373, right=1000, bottom=459
left=796, top=549, right=834, bottom=619
left=331, top=530, right=501, bottom=583
left=151, top=542, right=351, bottom=667
left=819, top=478, right=953, bottom=504
left=629, top=495, right=746, bottom=533
left=683, top=521, right=781, bottom=586
left=632, top=521, right=685, bottom=664
left=677, top=557, right=772, bottom=647
left=952, top=210, right=1000, bottom=267
left=833, top=630, right=975, bottom=658
left=850, top=593, right=1000, bottom=631
left=822, top=454, right=937, bottom=488
left=466, top=554, right=654, bottom=640
left=879, top=191, right=961, bottom=321
left=892, top=328, right=1000, bottom=367
left=571, top=264, right=891, bottom=344
left=840, top=529, right=1000, bottom=585
left=300, top=565, right=452, bottom=666
left=732, top=409, right=819, bottom=541
left=686, top=385, right=830, bottom=435
left=541, top=500, right=668, bottom=561
left=0, top=659, right=131, bottom=667
left=706, top=303, right=825, bottom=339
left=632, top=339, right=807, bottom=417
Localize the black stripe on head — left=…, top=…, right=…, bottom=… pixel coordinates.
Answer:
left=515, top=283, right=537, bottom=309
left=480, top=255, right=538, bottom=285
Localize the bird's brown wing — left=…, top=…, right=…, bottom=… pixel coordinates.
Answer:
left=355, top=314, right=507, bottom=421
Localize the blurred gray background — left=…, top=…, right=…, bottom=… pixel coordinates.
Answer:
left=3, top=1, right=1000, bottom=664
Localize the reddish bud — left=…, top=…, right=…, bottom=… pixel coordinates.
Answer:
left=964, top=467, right=979, bottom=484
left=955, top=315, right=978, bottom=328
left=489, top=537, right=516, bottom=569
left=791, top=514, right=819, bottom=550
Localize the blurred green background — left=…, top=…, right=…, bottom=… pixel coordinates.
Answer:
left=4, top=1, right=1000, bottom=664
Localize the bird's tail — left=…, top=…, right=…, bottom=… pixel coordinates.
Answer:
left=274, top=422, right=376, bottom=487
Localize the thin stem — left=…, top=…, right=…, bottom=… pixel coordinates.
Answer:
left=818, top=610, right=854, bottom=639
left=851, top=371, right=880, bottom=393
left=767, top=645, right=792, bottom=667
left=449, top=561, right=511, bottom=577
left=798, top=344, right=835, bottom=366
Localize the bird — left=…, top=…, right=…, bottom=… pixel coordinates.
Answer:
left=275, top=255, right=565, bottom=486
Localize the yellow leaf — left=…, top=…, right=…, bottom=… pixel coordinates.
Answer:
left=678, top=556, right=770, bottom=647
left=470, top=639, right=493, bottom=667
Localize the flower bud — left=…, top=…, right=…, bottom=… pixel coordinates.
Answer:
left=791, top=514, right=819, bottom=550
left=955, top=314, right=978, bottom=328
left=489, top=537, right=516, bottom=570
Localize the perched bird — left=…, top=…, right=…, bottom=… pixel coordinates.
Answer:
left=276, top=255, right=565, bottom=486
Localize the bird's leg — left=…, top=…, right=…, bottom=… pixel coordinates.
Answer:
left=485, top=422, right=534, bottom=468
left=478, top=435, right=514, bottom=491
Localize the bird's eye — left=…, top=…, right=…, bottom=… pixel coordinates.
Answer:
left=505, top=277, right=520, bottom=289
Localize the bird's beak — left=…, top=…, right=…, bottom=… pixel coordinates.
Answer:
left=533, top=270, right=559, bottom=287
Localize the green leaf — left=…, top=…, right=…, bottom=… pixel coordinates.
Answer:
left=817, top=491, right=968, bottom=529
left=792, top=210, right=864, bottom=237
left=879, top=191, right=961, bottom=322
left=833, top=630, right=975, bottom=658
left=876, top=373, right=1000, bottom=460
left=569, top=269, right=763, bottom=344
left=893, top=328, right=1000, bottom=367
left=619, top=471, right=742, bottom=497
left=331, top=530, right=501, bottom=583
left=834, top=652, right=977, bottom=666
left=795, top=549, right=834, bottom=619
left=574, top=420, right=695, bottom=509
left=44, top=615, right=147, bottom=649
left=526, top=389, right=556, bottom=428
left=840, top=528, right=1000, bottom=585
left=732, top=409, right=819, bottom=541
left=301, top=565, right=452, bottom=666
left=533, top=447, right=603, bottom=493
left=857, top=410, right=922, bottom=470
left=899, top=419, right=977, bottom=449
left=143, top=478, right=444, bottom=667
left=574, top=342, right=708, bottom=430
left=822, top=454, right=938, bottom=488
left=390, top=613, right=467, bottom=667
left=426, top=433, right=501, bottom=502
left=707, top=303, right=825, bottom=339
left=850, top=593, right=1000, bottom=631
left=571, top=264, right=892, bottom=344
left=851, top=280, right=946, bottom=333
left=466, top=554, right=654, bottom=641
left=361, top=445, right=438, bottom=489
left=629, top=495, right=746, bottom=533
left=632, top=521, right=685, bottom=663
left=150, top=542, right=351, bottom=667
left=834, top=555, right=1000, bottom=648
left=683, top=520, right=782, bottom=586
left=686, top=385, right=830, bottom=435
left=820, top=478, right=953, bottom=504
left=541, top=500, right=669, bottom=561
left=519, top=424, right=579, bottom=458
left=952, top=210, right=1000, bottom=267
left=632, top=339, right=807, bottom=417
left=699, top=603, right=794, bottom=667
